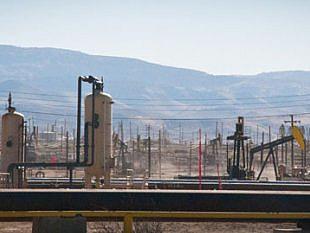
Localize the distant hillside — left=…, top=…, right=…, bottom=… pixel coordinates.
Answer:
left=1, top=45, right=310, bottom=139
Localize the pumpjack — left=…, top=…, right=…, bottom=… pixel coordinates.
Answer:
left=226, top=117, right=250, bottom=179
left=249, top=125, right=305, bottom=180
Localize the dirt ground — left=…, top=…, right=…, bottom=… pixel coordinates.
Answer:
left=0, top=222, right=298, bottom=233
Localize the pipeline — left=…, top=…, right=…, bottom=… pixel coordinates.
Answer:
left=7, top=76, right=103, bottom=187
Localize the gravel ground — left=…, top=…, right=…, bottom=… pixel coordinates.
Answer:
left=0, top=221, right=298, bottom=233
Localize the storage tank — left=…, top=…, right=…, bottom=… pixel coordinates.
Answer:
left=84, top=86, right=113, bottom=188
left=1, top=93, right=24, bottom=174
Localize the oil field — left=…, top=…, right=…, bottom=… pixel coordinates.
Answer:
left=1, top=1, right=310, bottom=233
left=0, top=75, right=310, bottom=233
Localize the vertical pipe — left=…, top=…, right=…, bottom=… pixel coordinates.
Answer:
left=76, top=77, right=82, bottom=163
left=20, top=121, right=25, bottom=186
left=242, top=140, right=245, bottom=169
left=233, top=139, right=236, bottom=166
left=91, top=82, right=95, bottom=166
left=236, top=138, right=241, bottom=168
left=285, top=142, right=288, bottom=166
left=69, top=168, right=73, bottom=188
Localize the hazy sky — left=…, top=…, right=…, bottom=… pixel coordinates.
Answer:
left=1, top=0, right=310, bottom=75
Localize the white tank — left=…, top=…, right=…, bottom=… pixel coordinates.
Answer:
left=1, top=94, right=24, bottom=173
left=84, top=89, right=113, bottom=188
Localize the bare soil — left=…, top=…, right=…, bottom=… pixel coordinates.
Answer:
left=0, top=222, right=298, bottom=233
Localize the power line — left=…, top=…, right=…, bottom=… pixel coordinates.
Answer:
left=1, top=90, right=310, bottom=102
left=114, top=93, right=310, bottom=101
left=0, top=90, right=76, bottom=98
left=3, top=95, right=310, bottom=110
left=113, top=112, right=310, bottom=121
left=19, top=109, right=310, bottom=121
left=114, top=103, right=310, bottom=112
left=114, top=98, right=310, bottom=107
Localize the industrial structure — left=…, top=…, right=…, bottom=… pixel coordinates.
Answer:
left=1, top=75, right=310, bottom=232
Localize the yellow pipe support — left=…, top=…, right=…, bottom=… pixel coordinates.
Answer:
left=0, top=211, right=309, bottom=220
left=124, top=215, right=133, bottom=233
left=1, top=211, right=310, bottom=232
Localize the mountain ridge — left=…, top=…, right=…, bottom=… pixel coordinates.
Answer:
left=1, top=44, right=310, bottom=136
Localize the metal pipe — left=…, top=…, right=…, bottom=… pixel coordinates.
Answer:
left=91, top=81, right=95, bottom=168
left=84, top=122, right=89, bottom=163
left=24, top=122, right=27, bottom=163
left=8, top=76, right=102, bottom=187
left=76, top=76, right=82, bottom=163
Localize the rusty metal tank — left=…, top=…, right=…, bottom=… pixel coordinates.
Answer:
left=1, top=94, right=24, bottom=173
left=84, top=88, right=113, bottom=188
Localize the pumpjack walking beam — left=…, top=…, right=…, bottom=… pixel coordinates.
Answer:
left=249, top=135, right=294, bottom=180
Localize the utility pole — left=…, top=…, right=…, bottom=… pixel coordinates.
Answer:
left=148, top=125, right=151, bottom=178
left=198, top=129, right=202, bottom=190
left=256, top=125, right=259, bottom=145
left=66, top=130, right=69, bottom=179
left=179, top=123, right=182, bottom=144
left=65, top=131, right=69, bottom=163
left=129, top=121, right=132, bottom=142
left=189, top=141, right=192, bottom=176
left=158, top=130, right=162, bottom=179
left=162, top=125, right=165, bottom=149
left=73, top=129, right=76, bottom=160
left=203, top=133, right=207, bottom=176
left=24, top=122, right=28, bottom=162
left=64, top=119, right=67, bottom=138
left=132, top=140, right=135, bottom=171
left=121, top=121, right=125, bottom=173
left=284, top=115, right=300, bottom=170
left=268, top=126, right=271, bottom=143
left=181, top=127, right=184, bottom=144
left=261, top=132, right=264, bottom=166
left=136, top=126, right=140, bottom=152
left=221, top=122, right=224, bottom=145
left=60, top=126, right=63, bottom=153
